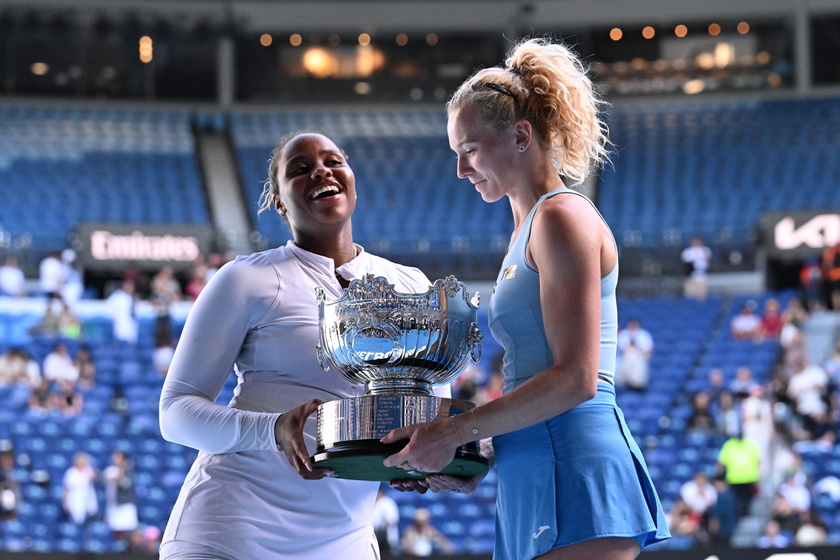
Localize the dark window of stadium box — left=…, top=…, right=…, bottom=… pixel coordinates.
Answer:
left=812, top=15, right=840, bottom=86
left=588, top=19, right=794, bottom=97
left=0, top=10, right=216, bottom=101
left=234, top=31, right=506, bottom=104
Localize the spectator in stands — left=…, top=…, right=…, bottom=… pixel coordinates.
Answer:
left=373, top=486, right=400, bottom=557
left=152, top=323, right=176, bottom=377
left=730, top=300, right=761, bottom=340
left=382, top=36, right=669, bottom=558
left=687, top=390, right=716, bottom=433
left=185, top=262, right=208, bottom=300
left=728, top=366, right=755, bottom=402
left=716, top=430, right=762, bottom=519
left=740, top=383, right=775, bottom=472
left=793, top=418, right=837, bottom=454
left=57, top=300, right=83, bottom=340
left=28, top=300, right=62, bottom=337
left=476, top=368, right=505, bottom=405
left=680, top=236, right=712, bottom=300
left=679, top=471, right=717, bottom=527
left=0, top=348, right=41, bottom=387
left=706, top=368, right=726, bottom=403
left=758, top=298, right=783, bottom=340
left=813, top=473, right=840, bottom=503
left=122, top=264, right=150, bottom=300
left=822, top=240, right=840, bottom=311
left=0, top=255, right=26, bottom=297
left=106, top=279, right=138, bottom=345
left=770, top=491, right=802, bottom=536
left=823, top=335, right=840, bottom=380
left=799, top=255, right=825, bottom=311
left=27, top=379, right=53, bottom=415
left=103, top=450, right=139, bottom=548
left=713, top=390, right=741, bottom=438
left=757, top=519, right=791, bottom=548
left=62, top=451, right=98, bottom=526
left=0, top=450, right=21, bottom=521
left=150, top=264, right=183, bottom=310
left=38, top=250, right=67, bottom=302
left=450, top=362, right=483, bottom=403
left=157, top=131, right=452, bottom=559
left=401, top=508, right=454, bottom=557
left=780, top=298, right=809, bottom=351
left=665, top=498, right=709, bottom=549
left=53, top=377, right=84, bottom=417
left=794, top=509, right=828, bottom=547
left=707, top=474, right=737, bottom=548
left=778, top=471, right=811, bottom=516
left=59, top=248, right=84, bottom=305
left=129, top=524, right=162, bottom=554
left=150, top=265, right=182, bottom=344
left=616, top=317, right=654, bottom=392
left=42, top=342, right=79, bottom=386
left=204, top=251, right=228, bottom=284
left=73, top=346, right=96, bottom=390
left=785, top=354, right=829, bottom=424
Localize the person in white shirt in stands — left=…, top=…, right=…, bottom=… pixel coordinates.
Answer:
left=42, top=342, right=79, bottom=385
left=616, top=318, right=654, bottom=392
left=730, top=300, right=761, bottom=340
left=158, top=131, right=464, bottom=560
left=681, top=237, right=712, bottom=300
left=679, top=471, right=717, bottom=525
left=106, top=280, right=139, bottom=345
left=38, top=251, right=67, bottom=301
left=372, top=486, right=401, bottom=556
left=0, top=256, right=26, bottom=297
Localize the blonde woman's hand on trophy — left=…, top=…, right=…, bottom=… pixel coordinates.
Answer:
left=274, top=399, right=336, bottom=480
left=381, top=417, right=459, bottom=476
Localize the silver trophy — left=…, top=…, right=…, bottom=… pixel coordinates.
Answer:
left=313, top=274, right=489, bottom=481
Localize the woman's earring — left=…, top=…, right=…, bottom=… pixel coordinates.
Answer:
left=518, top=146, right=526, bottom=152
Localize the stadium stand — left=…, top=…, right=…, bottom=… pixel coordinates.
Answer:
left=599, top=97, right=840, bottom=255
left=1, top=95, right=840, bottom=556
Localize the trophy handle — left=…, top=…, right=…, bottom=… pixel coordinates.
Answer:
left=316, top=342, right=330, bottom=371
left=467, top=322, right=483, bottom=363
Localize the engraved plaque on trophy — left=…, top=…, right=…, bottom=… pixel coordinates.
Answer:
left=313, top=274, right=489, bottom=481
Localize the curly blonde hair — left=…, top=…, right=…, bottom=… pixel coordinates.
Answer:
left=446, top=37, right=610, bottom=185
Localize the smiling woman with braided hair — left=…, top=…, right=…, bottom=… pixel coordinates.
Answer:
left=159, top=131, right=465, bottom=559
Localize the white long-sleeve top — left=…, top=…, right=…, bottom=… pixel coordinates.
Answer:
left=159, top=241, right=438, bottom=560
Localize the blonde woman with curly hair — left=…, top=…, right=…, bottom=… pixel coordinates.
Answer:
left=384, top=37, right=670, bottom=559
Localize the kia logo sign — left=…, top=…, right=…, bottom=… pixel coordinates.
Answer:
left=774, top=215, right=840, bottom=250
left=761, top=210, right=840, bottom=258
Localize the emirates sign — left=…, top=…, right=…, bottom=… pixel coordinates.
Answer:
left=76, top=223, right=214, bottom=271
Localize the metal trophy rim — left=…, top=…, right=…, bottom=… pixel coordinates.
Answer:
left=311, top=274, right=488, bottom=481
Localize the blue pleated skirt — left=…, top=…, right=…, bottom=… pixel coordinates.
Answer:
left=492, top=382, right=670, bottom=559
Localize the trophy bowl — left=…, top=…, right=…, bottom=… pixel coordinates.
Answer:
left=312, top=274, right=490, bottom=481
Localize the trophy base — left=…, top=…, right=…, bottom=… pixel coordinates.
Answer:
left=314, top=394, right=489, bottom=481
left=312, top=439, right=489, bottom=481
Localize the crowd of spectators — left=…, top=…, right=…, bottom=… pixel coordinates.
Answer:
left=2, top=246, right=840, bottom=555
left=669, top=287, right=840, bottom=550
left=0, top=249, right=231, bottom=305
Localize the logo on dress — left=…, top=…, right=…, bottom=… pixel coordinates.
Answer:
left=533, top=525, right=550, bottom=539
left=501, top=265, right=517, bottom=280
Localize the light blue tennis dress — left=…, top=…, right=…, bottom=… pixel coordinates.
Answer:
left=487, top=188, right=670, bottom=559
